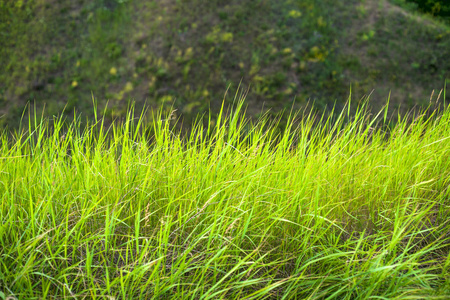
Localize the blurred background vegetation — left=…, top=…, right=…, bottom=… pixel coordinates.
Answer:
left=0, top=0, right=449, bottom=128
left=403, top=0, right=450, bottom=19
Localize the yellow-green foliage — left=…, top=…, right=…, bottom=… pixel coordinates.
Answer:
left=0, top=98, right=449, bottom=298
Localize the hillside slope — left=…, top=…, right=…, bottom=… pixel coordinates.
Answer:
left=0, top=0, right=449, bottom=126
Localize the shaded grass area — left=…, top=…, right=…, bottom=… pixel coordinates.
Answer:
left=1, top=0, right=449, bottom=128
left=0, top=0, right=132, bottom=125
left=0, top=97, right=450, bottom=299
left=340, top=0, right=450, bottom=111
left=402, top=0, right=450, bottom=20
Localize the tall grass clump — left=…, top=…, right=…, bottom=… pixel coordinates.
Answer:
left=0, top=97, right=450, bottom=299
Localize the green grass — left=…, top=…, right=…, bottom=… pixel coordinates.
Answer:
left=1, top=95, right=450, bottom=299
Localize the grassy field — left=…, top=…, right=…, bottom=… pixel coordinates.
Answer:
left=1, top=0, right=449, bottom=127
left=0, top=96, right=449, bottom=299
